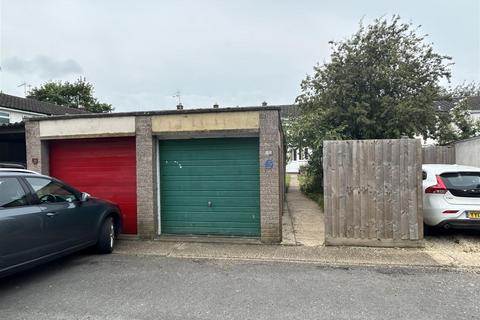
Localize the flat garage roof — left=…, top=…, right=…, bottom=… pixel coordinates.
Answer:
left=26, top=106, right=282, bottom=122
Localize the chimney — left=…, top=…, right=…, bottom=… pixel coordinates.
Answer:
left=213, top=103, right=219, bottom=109
left=262, top=101, right=267, bottom=107
left=176, top=103, right=183, bottom=110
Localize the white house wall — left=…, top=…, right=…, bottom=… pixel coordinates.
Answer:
left=455, top=137, right=480, bottom=168
left=0, top=107, right=44, bottom=123
left=470, top=111, right=480, bottom=122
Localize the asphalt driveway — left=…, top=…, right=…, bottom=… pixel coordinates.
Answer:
left=0, top=253, right=479, bottom=320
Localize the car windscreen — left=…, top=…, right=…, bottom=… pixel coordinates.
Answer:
left=440, top=172, right=480, bottom=197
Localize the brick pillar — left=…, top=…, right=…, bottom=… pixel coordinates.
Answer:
left=25, top=121, right=49, bottom=175
left=135, top=116, right=156, bottom=239
left=259, top=110, right=282, bottom=243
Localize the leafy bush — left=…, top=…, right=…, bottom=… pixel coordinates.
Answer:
left=298, top=171, right=322, bottom=194
left=298, top=172, right=324, bottom=210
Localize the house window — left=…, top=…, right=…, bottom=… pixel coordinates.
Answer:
left=304, top=148, right=309, bottom=160
left=0, top=112, right=9, bottom=124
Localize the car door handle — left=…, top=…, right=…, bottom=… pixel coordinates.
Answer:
left=45, top=212, right=57, bottom=217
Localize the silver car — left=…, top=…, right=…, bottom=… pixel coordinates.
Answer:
left=423, top=164, right=480, bottom=229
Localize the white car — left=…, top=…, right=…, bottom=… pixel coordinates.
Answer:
left=423, top=164, right=480, bottom=229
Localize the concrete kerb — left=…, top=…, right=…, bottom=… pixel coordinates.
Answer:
left=113, top=239, right=480, bottom=272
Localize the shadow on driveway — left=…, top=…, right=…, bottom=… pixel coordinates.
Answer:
left=0, top=250, right=95, bottom=291
left=425, top=227, right=480, bottom=240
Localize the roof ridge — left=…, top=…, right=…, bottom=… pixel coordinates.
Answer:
left=0, top=92, right=89, bottom=115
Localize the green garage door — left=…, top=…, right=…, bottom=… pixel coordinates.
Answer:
left=159, top=138, right=260, bottom=237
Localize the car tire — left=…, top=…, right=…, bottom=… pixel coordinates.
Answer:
left=96, top=216, right=115, bottom=254
left=423, top=223, right=433, bottom=236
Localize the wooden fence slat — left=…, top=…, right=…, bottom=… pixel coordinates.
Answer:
left=323, top=141, right=332, bottom=238
left=337, top=142, right=345, bottom=238
left=407, top=140, right=417, bottom=240
left=384, top=140, right=393, bottom=239
left=398, top=139, right=404, bottom=240
left=352, top=141, right=360, bottom=238
left=368, top=141, right=376, bottom=239
left=345, top=141, right=353, bottom=238
left=331, top=142, right=338, bottom=238
left=375, top=141, right=384, bottom=239
left=391, top=140, right=401, bottom=240
left=359, top=141, right=367, bottom=239
left=416, top=141, right=424, bottom=239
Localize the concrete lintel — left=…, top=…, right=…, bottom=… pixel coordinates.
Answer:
left=38, top=132, right=136, bottom=140
left=155, top=129, right=258, bottom=140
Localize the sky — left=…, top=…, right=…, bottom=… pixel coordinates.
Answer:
left=0, top=0, right=479, bottom=112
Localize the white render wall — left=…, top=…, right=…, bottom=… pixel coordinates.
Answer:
left=38, top=116, right=136, bottom=138
left=455, top=136, right=480, bottom=168
left=0, top=107, right=44, bottom=123
left=470, top=111, right=480, bottom=122
left=286, top=159, right=308, bottom=173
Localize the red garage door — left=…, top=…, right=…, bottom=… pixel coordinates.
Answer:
left=49, top=137, right=137, bottom=234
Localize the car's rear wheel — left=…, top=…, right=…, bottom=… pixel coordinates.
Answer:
left=423, top=223, right=438, bottom=236
left=423, top=223, right=431, bottom=236
left=96, top=216, right=115, bottom=254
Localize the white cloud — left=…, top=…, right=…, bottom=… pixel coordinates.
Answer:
left=3, top=55, right=83, bottom=78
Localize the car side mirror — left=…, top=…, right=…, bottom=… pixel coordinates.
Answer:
left=81, top=192, right=90, bottom=202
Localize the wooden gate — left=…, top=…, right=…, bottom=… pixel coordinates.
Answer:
left=323, top=139, right=423, bottom=247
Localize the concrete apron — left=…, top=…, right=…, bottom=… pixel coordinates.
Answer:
left=114, top=239, right=480, bottom=271
left=116, top=175, right=480, bottom=270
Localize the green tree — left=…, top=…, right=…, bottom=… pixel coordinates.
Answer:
left=433, top=83, right=480, bottom=145
left=290, top=16, right=452, bottom=192
left=28, top=77, right=113, bottom=113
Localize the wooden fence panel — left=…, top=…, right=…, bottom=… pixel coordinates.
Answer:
left=422, top=146, right=455, bottom=164
left=323, top=139, right=423, bottom=247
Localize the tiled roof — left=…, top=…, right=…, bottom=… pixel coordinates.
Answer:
left=277, top=104, right=301, bottom=118
left=270, top=97, right=480, bottom=118
left=0, top=93, right=88, bottom=115
left=0, top=121, right=25, bottom=133
left=434, top=96, right=480, bottom=111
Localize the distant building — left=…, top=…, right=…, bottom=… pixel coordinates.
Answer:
left=420, top=96, right=480, bottom=145
left=0, top=93, right=87, bottom=166
left=277, top=104, right=310, bottom=173
left=0, top=92, right=86, bottom=124
left=434, top=96, right=480, bottom=121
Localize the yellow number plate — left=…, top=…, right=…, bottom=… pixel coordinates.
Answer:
left=467, top=211, right=480, bottom=219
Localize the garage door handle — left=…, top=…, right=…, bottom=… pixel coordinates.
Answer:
left=46, top=212, right=57, bottom=217
left=207, top=201, right=212, bottom=207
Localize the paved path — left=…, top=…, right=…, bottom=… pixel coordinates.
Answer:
left=286, top=175, right=324, bottom=246
left=1, top=254, right=479, bottom=320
